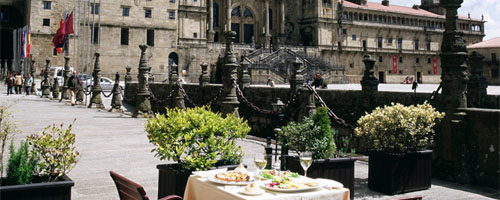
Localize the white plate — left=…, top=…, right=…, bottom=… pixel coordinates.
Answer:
left=261, top=183, right=321, bottom=193
left=238, top=188, right=265, bottom=196
left=207, top=175, right=254, bottom=185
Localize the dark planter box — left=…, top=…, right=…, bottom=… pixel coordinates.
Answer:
left=0, top=175, right=74, bottom=200
left=368, top=150, right=432, bottom=195
left=287, top=156, right=356, bottom=199
left=157, top=163, right=241, bottom=199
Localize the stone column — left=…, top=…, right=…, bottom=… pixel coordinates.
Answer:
left=133, top=45, right=152, bottom=117
left=360, top=55, right=379, bottom=93
left=125, top=66, right=132, bottom=84
left=289, top=57, right=304, bottom=95
left=278, top=0, right=286, bottom=49
left=61, top=56, right=71, bottom=100
left=220, top=31, right=240, bottom=117
left=9, top=59, right=14, bottom=74
left=264, top=0, right=272, bottom=49
left=110, top=78, right=123, bottom=112
left=52, top=77, right=60, bottom=99
left=41, top=59, right=51, bottom=98
left=467, top=51, right=487, bottom=108
left=30, top=59, right=36, bottom=94
left=169, top=63, right=178, bottom=85
left=434, top=0, right=471, bottom=184
left=239, top=60, right=251, bottom=88
left=225, top=0, right=232, bottom=32
left=199, top=62, right=210, bottom=87
left=207, top=0, right=215, bottom=42
left=88, top=52, right=105, bottom=109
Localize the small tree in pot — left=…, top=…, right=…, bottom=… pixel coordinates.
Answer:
left=146, top=106, right=251, bottom=198
left=282, top=107, right=356, bottom=198
left=355, top=102, right=444, bottom=194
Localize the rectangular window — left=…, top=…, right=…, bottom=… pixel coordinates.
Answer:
left=379, top=56, right=383, bottom=62
left=378, top=37, right=383, bottom=48
left=43, top=1, right=52, bottom=10
left=43, top=18, right=50, bottom=26
left=145, top=9, right=152, bottom=18
left=342, top=29, right=347, bottom=34
left=492, top=53, right=497, bottom=63
left=91, top=3, right=99, bottom=15
left=352, top=34, right=356, bottom=40
left=388, top=38, right=393, bottom=44
left=147, top=29, right=155, bottom=46
left=53, top=48, right=57, bottom=56
left=416, top=57, right=420, bottom=63
left=398, top=38, right=403, bottom=50
left=399, top=57, right=403, bottom=63
left=362, top=40, right=367, bottom=51
left=338, top=42, right=342, bottom=50
left=123, top=7, right=130, bottom=16
left=92, top=27, right=99, bottom=44
left=415, top=40, right=419, bottom=50
left=121, top=28, right=129, bottom=45
left=169, top=11, right=175, bottom=19
left=170, top=0, right=175, bottom=2
left=428, top=58, right=431, bottom=64
left=426, top=40, right=431, bottom=50
left=193, top=32, right=197, bottom=38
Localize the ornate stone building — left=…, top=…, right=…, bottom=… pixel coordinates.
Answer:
left=468, top=37, right=500, bottom=85
left=1, top=0, right=485, bottom=83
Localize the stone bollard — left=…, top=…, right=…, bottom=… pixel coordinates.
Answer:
left=109, top=78, right=123, bottom=112
left=41, top=59, right=51, bottom=98
left=239, top=60, right=251, bottom=89
left=61, top=56, right=71, bottom=101
left=133, top=45, right=152, bottom=117
left=289, top=57, right=304, bottom=95
left=52, top=77, right=60, bottom=99
left=199, top=62, right=210, bottom=87
left=30, top=59, right=36, bottom=94
left=169, top=63, right=178, bottom=85
left=88, top=52, right=105, bottom=109
left=360, top=55, right=378, bottom=93
left=76, top=87, right=85, bottom=105
left=219, top=31, right=240, bottom=117
left=298, top=86, right=316, bottom=121
left=467, top=51, right=488, bottom=108
left=125, top=66, right=132, bottom=83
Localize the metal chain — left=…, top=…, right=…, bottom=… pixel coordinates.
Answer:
left=305, top=85, right=355, bottom=129
left=101, top=90, right=113, bottom=98
left=147, top=82, right=176, bottom=105
left=82, top=88, right=92, bottom=96
left=234, top=80, right=302, bottom=115
left=177, top=82, right=199, bottom=107
left=205, top=87, right=224, bottom=106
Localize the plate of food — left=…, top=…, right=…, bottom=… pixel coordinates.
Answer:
left=238, top=183, right=265, bottom=196
left=261, top=177, right=320, bottom=192
left=259, top=169, right=299, bottom=180
left=208, top=171, right=254, bottom=185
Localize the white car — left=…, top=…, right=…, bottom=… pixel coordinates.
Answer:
left=84, top=77, right=124, bottom=91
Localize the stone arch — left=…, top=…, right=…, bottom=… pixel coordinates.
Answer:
left=168, top=52, right=179, bottom=65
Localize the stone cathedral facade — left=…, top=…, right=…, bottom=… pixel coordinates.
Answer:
left=1, top=0, right=485, bottom=83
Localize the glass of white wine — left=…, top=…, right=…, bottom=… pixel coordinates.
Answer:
left=254, top=153, right=267, bottom=183
left=299, top=151, right=313, bottom=178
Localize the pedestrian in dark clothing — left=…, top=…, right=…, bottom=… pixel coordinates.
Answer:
left=6, top=73, right=14, bottom=95
left=68, top=72, right=79, bottom=105
left=115, top=72, right=120, bottom=82
left=412, top=80, right=418, bottom=93
left=312, top=73, right=325, bottom=89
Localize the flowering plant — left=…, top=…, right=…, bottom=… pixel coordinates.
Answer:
left=354, top=102, right=444, bottom=153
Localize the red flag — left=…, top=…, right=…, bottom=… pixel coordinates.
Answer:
left=433, top=58, right=438, bottom=74
left=53, top=19, right=66, bottom=49
left=393, top=55, right=398, bottom=74
left=65, top=12, right=74, bottom=35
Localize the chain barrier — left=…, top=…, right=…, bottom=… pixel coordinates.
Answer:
left=82, top=88, right=92, bottom=96
left=305, top=85, right=355, bottom=129
left=147, top=82, right=176, bottom=105
left=234, top=80, right=302, bottom=115
left=176, top=82, right=225, bottom=107
left=205, top=87, right=224, bottom=106
left=101, top=90, right=113, bottom=98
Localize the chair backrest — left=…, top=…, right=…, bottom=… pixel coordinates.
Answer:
left=109, top=171, right=149, bottom=200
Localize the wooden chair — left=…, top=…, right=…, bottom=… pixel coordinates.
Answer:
left=110, top=171, right=183, bottom=200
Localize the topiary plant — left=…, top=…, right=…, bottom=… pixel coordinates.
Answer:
left=5, top=140, right=38, bottom=185
left=146, top=106, right=251, bottom=171
left=27, top=122, right=80, bottom=182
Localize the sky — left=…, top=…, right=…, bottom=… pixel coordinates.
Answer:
left=371, top=0, right=500, bottom=40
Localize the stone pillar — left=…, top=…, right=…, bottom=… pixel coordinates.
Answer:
left=434, top=0, right=471, bottom=184
left=220, top=31, right=240, bottom=117
left=30, top=59, right=36, bottom=94
left=110, top=78, right=123, bottom=112
left=9, top=59, right=14, bottom=74
left=52, top=77, right=60, bottom=99
left=207, top=0, right=215, bottom=42
left=88, top=52, right=105, bottom=109
left=125, top=66, right=132, bottom=83
left=239, top=60, right=251, bottom=88
left=225, top=0, right=232, bottom=32
left=41, top=59, right=51, bottom=98
left=360, top=55, right=379, bottom=93
left=467, top=51, right=488, bottom=108
left=278, top=0, right=286, bottom=49
left=169, top=63, right=178, bottom=85
left=199, top=62, right=210, bottom=87
left=61, top=56, right=71, bottom=100
left=289, top=57, right=304, bottom=95
left=134, top=45, right=152, bottom=117
left=264, top=0, right=272, bottom=49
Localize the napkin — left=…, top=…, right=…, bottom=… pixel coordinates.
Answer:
left=316, top=178, right=344, bottom=189
left=192, top=168, right=227, bottom=178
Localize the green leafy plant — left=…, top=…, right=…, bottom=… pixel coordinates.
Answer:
left=281, top=107, right=337, bottom=159
left=146, top=106, right=251, bottom=171
left=5, top=140, right=38, bottom=185
left=1, top=106, right=18, bottom=179
left=27, top=122, right=80, bottom=182
left=355, top=102, right=445, bottom=153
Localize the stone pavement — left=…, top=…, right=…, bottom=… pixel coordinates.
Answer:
left=0, top=84, right=498, bottom=200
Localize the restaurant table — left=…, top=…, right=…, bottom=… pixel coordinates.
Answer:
left=184, top=175, right=350, bottom=200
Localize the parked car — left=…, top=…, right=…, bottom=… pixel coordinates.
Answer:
left=49, top=66, right=74, bottom=86
left=84, top=76, right=124, bottom=91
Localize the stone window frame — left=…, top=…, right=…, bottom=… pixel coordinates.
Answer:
left=168, top=10, right=176, bottom=20
left=377, top=37, right=383, bottom=48
left=43, top=1, right=52, bottom=10
left=43, top=18, right=50, bottom=26
left=352, top=34, right=356, bottom=41
left=91, top=3, right=100, bottom=15
left=147, top=29, right=155, bottom=46
left=145, top=8, right=153, bottom=18
left=122, top=6, right=130, bottom=17
left=414, top=39, right=419, bottom=50
left=121, top=28, right=129, bottom=45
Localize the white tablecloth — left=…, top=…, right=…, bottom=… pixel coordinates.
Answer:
left=184, top=175, right=350, bottom=200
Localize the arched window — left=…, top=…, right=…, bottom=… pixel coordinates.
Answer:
left=231, top=5, right=255, bottom=44
left=213, top=3, right=219, bottom=27
left=244, top=8, right=253, bottom=18
left=231, top=6, right=241, bottom=17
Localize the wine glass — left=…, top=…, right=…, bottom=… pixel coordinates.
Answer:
left=299, top=151, right=312, bottom=178
left=254, top=153, right=267, bottom=183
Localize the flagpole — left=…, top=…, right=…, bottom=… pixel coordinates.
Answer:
left=76, top=0, right=81, bottom=73
left=91, top=0, right=96, bottom=57
left=97, top=0, right=101, bottom=51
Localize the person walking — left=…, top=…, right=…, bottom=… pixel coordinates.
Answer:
left=68, top=72, right=79, bottom=106
left=14, top=72, right=23, bottom=94
left=24, top=74, right=33, bottom=96
left=312, top=73, right=324, bottom=89
left=412, top=79, right=418, bottom=93
left=115, top=72, right=120, bottom=82
left=6, top=73, right=14, bottom=95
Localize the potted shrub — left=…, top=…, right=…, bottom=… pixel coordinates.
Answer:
left=355, top=102, right=444, bottom=194
left=283, top=107, right=356, bottom=198
left=0, top=122, right=79, bottom=200
left=146, top=106, right=251, bottom=198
